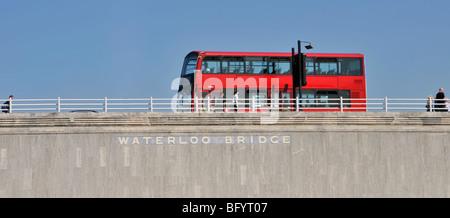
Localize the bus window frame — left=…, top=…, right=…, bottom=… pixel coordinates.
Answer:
left=181, top=53, right=199, bottom=76
left=305, top=57, right=364, bottom=76
left=338, top=57, right=364, bottom=76
left=197, top=54, right=364, bottom=76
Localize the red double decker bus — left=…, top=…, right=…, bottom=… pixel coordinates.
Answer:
left=177, top=51, right=366, bottom=111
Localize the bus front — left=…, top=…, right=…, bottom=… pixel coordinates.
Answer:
left=178, top=52, right=200, bottom=98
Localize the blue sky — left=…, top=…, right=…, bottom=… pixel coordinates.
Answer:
left=1, top=0, right=449, bottom=99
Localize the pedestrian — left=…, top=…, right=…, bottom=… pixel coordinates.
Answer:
left=426, top=95, right=434, bottom=112
left=233, top=91, right=239, bottom=112
left=2, top=95, right=14, bottom=113
left=435, top=88, right=446, bottom=112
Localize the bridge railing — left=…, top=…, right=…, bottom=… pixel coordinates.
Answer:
left=0, top=97, right=446, bottom=113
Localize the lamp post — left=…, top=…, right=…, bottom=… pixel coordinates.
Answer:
left=292, top=40, right=314, bottom=111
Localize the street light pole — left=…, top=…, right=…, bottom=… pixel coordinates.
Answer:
left=292, top=40, right=314, bottom=111
left=297, top=40, right=303, bottom=99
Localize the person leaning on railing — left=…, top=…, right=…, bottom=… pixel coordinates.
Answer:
left=1, top=95, right=14, bottom=113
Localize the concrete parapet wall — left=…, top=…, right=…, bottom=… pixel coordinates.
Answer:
left=1, top=112, right=450, bottom=197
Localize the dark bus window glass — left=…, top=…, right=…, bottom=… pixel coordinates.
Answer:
left=316, top=58, right=338, bottom=75
left=222, top=58, right=229, bottom=74
left=223, top=57, right=244, bottom=74
left=316, top=90, right=339, bottom=107
left=245, top=57, right=268, bottom=74
left=269, top=58, right=291, bottom=75
left=339, top=58, right=362, bottom=76
left=340, top=90, right=351, bottom=107
left=305, top=57, right=314, bottom=75
left=301, top=90, right=351, bottom=108
left=202, top=57, right=221, bottom=74
left=181, top=53, right=198, bottom=76
left=301, top=90, right=315, bottom=107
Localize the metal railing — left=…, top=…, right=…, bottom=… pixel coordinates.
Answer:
left=0, top=97, right=447, bottom=113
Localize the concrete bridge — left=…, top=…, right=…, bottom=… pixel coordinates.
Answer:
left=1, top=112, right=450, bottom=197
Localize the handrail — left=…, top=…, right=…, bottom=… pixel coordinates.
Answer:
left=0, top=97, right=448, bottom=113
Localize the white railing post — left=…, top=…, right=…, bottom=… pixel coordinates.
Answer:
left=194, top=97, right=198, bottom=112
left=9, top=97, right=12, bottom=113
left=340, top=96, right=344, bottom=112
left=57, top=97, right=61, bottom=112
left=207, top=96, right=211, bottom=112
left=252, top=96, right=256, bottom=112
left=384, top=97, right=388, bottom=112
left=150, top=97, right=153, bottom=112
left=104, top=97, right=108, bottom=112
left=428, top=97, right=433, bottom=112
left=296, top=97, right=300, bottom=112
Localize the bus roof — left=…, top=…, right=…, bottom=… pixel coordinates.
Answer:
left=190, top=51, right=364, bottom=58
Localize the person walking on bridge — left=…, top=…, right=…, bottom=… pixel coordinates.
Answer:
left=2, top=95, right=14, bottom=113
left=233, top=91, right=239, bottom=112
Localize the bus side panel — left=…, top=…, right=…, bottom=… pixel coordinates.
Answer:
left=304, top=76, right=338, bottom=89
left=338, top=77, right=366, bottom=91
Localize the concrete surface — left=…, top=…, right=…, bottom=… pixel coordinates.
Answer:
left=1, top=112, right=450, bottom=197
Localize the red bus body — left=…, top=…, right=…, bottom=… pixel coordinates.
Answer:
left=178, top=51, right=366, bottom=111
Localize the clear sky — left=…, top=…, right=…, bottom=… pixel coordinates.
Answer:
left=1, top=0, right=449, bottom=99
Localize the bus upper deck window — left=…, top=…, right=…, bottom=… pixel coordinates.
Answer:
left=245, top=57, right=267, bottom=74
left=305, top=58, right=314, bottom=75
left=181, top=53, right=199, bottom=76
left=316, top=58, right=338, bottom=75
left=202, top=57, right=221, bottom=74
left=223, top=57, right=244, bottom=74
left=269, top=58, right=291, bottom=75
left=339, top=58, right=362, bottom=76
